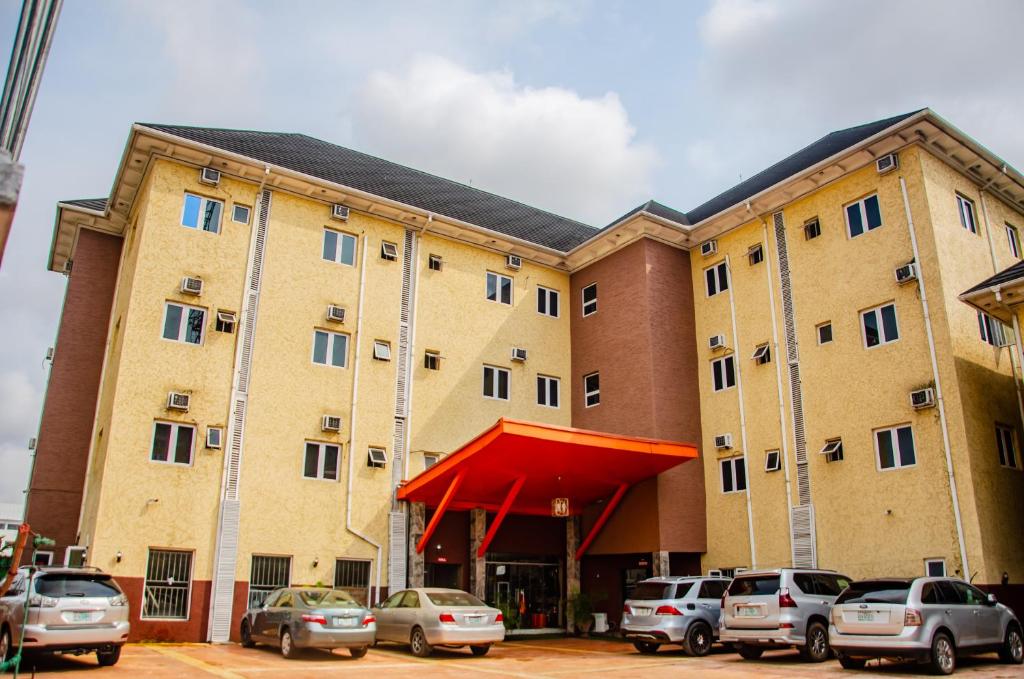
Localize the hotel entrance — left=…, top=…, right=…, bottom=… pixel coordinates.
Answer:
left=486, top=555, right=562, bottom=630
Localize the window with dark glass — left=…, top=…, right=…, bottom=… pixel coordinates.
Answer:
left=151, top=421, right=194, bottom=466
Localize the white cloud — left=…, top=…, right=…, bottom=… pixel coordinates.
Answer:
left=699, top=0, right=779, bottom=48
left=0, top=371, right=40, bottom=439
left=352, top=54, right=658, bottom=224
left=0, top=442, right=30, bottom=510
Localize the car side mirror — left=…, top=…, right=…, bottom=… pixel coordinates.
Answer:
left=986, top=593, right=997, bottom=606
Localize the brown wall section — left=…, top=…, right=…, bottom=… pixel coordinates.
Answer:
left=117, top=576, right=211, bottom=642
left=24, top=229, right=122, bottom=563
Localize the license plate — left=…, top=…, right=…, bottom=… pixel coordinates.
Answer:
left=334, top=617, right=358, bottom=627
left=633, top=607, right=652, bottom=616
left=737, top=606, right=760, bottom=617
left=465, top=615, right=486, bottom=625
left=70, top=611, right=92, bottom=622
left=856, top=612, right=875, bottom=622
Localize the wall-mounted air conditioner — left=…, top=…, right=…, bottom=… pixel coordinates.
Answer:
left=876, top=153, right=899, bottom=174
left=714, top=433, right=733, bottom=450
left=506, top=255, right=522, bottom=270
left=510, top=347, right=528, bottom=362
left=709, top=334, right=726, bottom=350
left=199, top=167, right=221, bottom=185
left=331, top=204, right=350, bottom=221
left=895, top=262, right=918, bottom=285
left=180, top=276, right=203, bottom=296
left=166, top=391, right=191, bottom=411
left=327, top=305, right=346, bottom=323
left=910, top=388, right=935, bottom=409
left=322, top=415, right=342, bottom=432
left=700, top=240, right=718, bottom=257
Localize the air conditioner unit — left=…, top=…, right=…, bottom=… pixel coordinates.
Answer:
left=895, top=262, right=918, bottom=284
left=199, top=167, right=221, bottom=185
left=510, top=347, right=528, bottom=362
left=910, top=387, right=936, bottom=409
left=707, top=569, right=723, bottom=577
left=28, top=437, right=36, bottom=450
left=714, top=433, right=733, bottom=450
left=876, top=153, right=899, bottom=174
left=180, top=276, right=203, bottom=295
left=331, top=204, right=350, bottom=221
left=709, top=334, right=726, bottom=350
left=505, top=254, right=522, bottom=270
left=326, top=305, right=346, bottom=323
left=322, top=415, right=343, bottom=432
left=166, top=391, right=190, bottom=411
left=700, top=240, right=718, bottom=257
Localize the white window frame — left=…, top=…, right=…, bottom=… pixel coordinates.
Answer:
left=860, top=302, right=899, bottom=348
left=996, top=423, right=1019, bottom=469
left=322, top=228, right=357, bottom=266
left=820, top=438, right=844, bottom=463
left=482, top=365, right=510, bottom=401
left=705, top=261, right=729, bottom=297
left=1007, top=223, right=1021, bottom=259
left=765, top=449, right=781, bottom=472
left=312, top=329, right=349, bottom=368
left=205, top=426, right=223, bottom=449
left=423, top=454, right=439, bottom=469
left=751, top=343, right=770, bottom=365
left=162, top=302, right=206, bottom=345
left=537, top=286, right=560, bottom=318
left=486, top=271, right=514, bottom=306
left=64, top=546, right=87, bottom=567
left=367, top=447, right=388, bottom=468
left=373, top=340, right=392, bottom=361
left=231, top=204, right=251, bottom=225
left=711, top=355, right=736, bottom=392
left=978, top=311, right=1007, bottom=347
left=34, top=551, right=53, bottom=566
left=874, top=424, right=917, bottom=471
left=924, top=558, right=946, bottom=577
left=180, top=192, right=223, bottom=233
left=956, top=193, right=977, bottom=234
left=720, top=456, right=746, bottom=494
left=581, top=283, right=598, bottom=316
left=150, top=421, right=196, bottom=467
left=844, top=193, right=883, bottom=238
left=817, top=321, right=833, bottom=345
left=381, top=241, right=398, bottom=261
left=424, top=351, right=441, bottom=371
left=583, top=371, right=600, bottom=407
left=536, top=374, right=560, bottom=408
left=248, top=555, right=292, bottom=609
left=215, top=310, right=236, bottom=333
left=142, top=548, right=194, bottom=620
left=428, top=254, right=443, bottom=271
left=303, top=441, right=341, bottom=481
left=804, top=217, right=821, bottom=240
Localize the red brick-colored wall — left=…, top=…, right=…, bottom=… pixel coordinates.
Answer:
left=117, top=576, right=211, bottom=642
left=24, top=230, right=122, bottom=564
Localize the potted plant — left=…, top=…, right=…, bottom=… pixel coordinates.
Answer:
left=568, top=590, right=594, bottom=636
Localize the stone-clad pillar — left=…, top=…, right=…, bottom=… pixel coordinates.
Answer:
left=566, top=516, right=581, bottom=633
left=652, top=550, right=670, bottom=577
left=469, top=508, right=486, bottom=599
left=408, top=502, right=425, bottom=588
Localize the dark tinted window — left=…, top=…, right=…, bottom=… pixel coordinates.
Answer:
left=698, top=581, right=728, bottom=599
left=630, top=582, right=675, bottom=600
left=425, top=592, right=485, bottom=607
left=814, top=574, right=848, bottom=597
left=35, top=573, right=122, bottom=598
left=935, top=581, right=963, bottom=604
left=835, top=580, right=912, bottom=605
left=727, top=576, right=780, bottom=597
left=953, top=582, right=987, bottom=605
left=793, top=573, right=817, bottom=594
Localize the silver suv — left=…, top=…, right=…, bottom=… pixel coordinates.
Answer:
left=0, top=567, right=130, bottom=667
left=720, top=568, right=851, bottom=662
left=621, top=576, right=731, bottom=656
left=830, top=577, right=1023, bottom=674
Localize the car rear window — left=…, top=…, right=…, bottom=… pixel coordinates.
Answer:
left=835, top=580, right=912, bottom=605
left=727, top=576, right=780, bottom=597
left=298, top=589, right=360, bottom=608
left=425, top=591, right=485, bottom=607
left=35, top=573, right=122, bottom=598
left=630, top=582, right=675, bottom=600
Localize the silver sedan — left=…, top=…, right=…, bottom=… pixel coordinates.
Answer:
left=372, top=588, right=504, bottom=657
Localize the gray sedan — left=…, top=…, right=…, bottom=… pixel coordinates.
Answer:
left=239, top=587, right=376, bottom=659
left=372, top=588, right=504, bottom=657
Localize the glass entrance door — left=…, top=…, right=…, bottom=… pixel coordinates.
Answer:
left=485, top=556, right=562, bottom=629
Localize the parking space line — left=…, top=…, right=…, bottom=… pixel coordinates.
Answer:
left=507, top=641, right=624, bottom=655
left=541, top=659, right=686, bottom=675
left=146, top=646, right=247, bottom=678
left=370, top=647, right=538, bottom=678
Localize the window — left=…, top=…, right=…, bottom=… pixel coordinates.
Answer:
left=303, top=442, right=340, bottom=480
left=751, top=343, right=770, bottom=365
left=584, top=372, right=600, bottom=407
left=181, top=193, right=222, bottom=233
left=817, top=322, right=833, bottom=345
left=978, top=311, right=1007, bottom=346
left=537, top=375, right=560, bottom=408
left=424, top=351, right=441, bottom=371
left=705, top=261, right=729, bottom=297
left=373, top=340, right=392, bottom=361
left=748, top=243, right=764, bottom=265
left=380, top=241, right=398, bottom=261
left=322, top=229, right=357, bottom=266
left=698, top=580, right=728, bottom=599
left=215, top=310, right=236, bottom=334
left=367, top=447, right=388, bottom=468
left=335, top=559, right=372, bottom=605
left=151, top=421, right=195, bottom=466
left=956, top=193, right=977, bottom=234
left=423, top=454, right=439, bottom=469
left=861, top=303, right=899, bottom=347
left=845, top=194, right=883, bottom=238
left=720, top=457, right=746, bottom=493
left=248, top=555, right=291, bottom=608
left=312, top=330, right=348, bottom=368
left=232, top=204, right=251, bottom=225
left=925, top=559, right=946, bottom=577
left=1008, top=224, right=1022, bottom=259
left=876, top=424, right=916, bottom=470
left=33, top=551, right=52, bottom=566
left=205, top=427, right=223, bottom=449
left=64, top=546, right=87, bottom=568
left=582, top=283, right=598, bottom=316
left=428, top=254, right=443, bottom=271
left=820, top=438, right=843, bottom=463
left=711, top=355, right=736, bottom=392
left=537, top=286, right=560, bottom=318
left=804, top=217, right=821, bottom=240
left=765, top=450, right=781, bottom=472
left=483, top=365, right=510, bottom=400
left=486, top=272, right=513, bottom=305
left=996, top=424, right=1018, bottom=469
left=143, top=549, right=192, bottom=619
left=162, top=302, right=205, bottom=345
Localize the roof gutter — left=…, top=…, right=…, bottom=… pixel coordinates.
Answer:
left=566, top=209, right=690, bottom=256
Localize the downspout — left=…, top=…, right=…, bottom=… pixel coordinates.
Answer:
left=899, top=176, right=970, bottom=578
left=725, top=254, right=757, bottom=568
left=346, top=232, right=383, bottom=603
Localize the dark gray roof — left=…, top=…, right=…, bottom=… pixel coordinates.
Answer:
left=962, top=259, right=1024, bottom=296
left=609, top=199, right=690, bottom=227
left=60, top=198, right=107, bottom=212
left=138, top=124, right=599, bottom=252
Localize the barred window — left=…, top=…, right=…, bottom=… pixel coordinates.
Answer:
left=143, top=549, right=193, bottom=619
left=335, top=559, right=371, bottom=605
left=248, top=555, right=291, bottom=609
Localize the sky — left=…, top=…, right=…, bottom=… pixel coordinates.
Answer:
left=0, top=0, right=1022, bottom=509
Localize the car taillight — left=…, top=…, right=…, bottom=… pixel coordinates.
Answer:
left=779, top=588, right=798, bottom=608
left=439, top=612, right=456, bottom=624
left=495, top=613, right=504, bottom=622
left=779, top=622, right=794, bottom=629
left=110, top=594, right=129, bottom=607
left=623, top=604, right=633, bottom=615
left=362, top=615, right=376, bottom=626
left=904, top=608, right=922, bottom=626
left=301, top=614, right=326, bottom=625
left=27, top=594, right=57, bottom=608
left=655, top=605, right=683, bottom=616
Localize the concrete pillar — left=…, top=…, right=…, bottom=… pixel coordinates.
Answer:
left=469, top=508, right=486, bottom=600
left=566, top=516, right=581, bottom=633
left=652, top=550, right=670, bottom=577
left=408, top=502, right=425, bottom=588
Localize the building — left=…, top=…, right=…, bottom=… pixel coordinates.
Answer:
left=0, top=502, right=24, bottom=554
left=25, top=109, right=1024, bottom=642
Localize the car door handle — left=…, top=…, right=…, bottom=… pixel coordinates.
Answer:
left=944, top=609, right=952, bottom=615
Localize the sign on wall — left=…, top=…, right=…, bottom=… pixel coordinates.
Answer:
left=551, top=498, right=569, bottom=517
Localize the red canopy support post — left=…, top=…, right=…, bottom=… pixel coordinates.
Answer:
left=477, top=476, right=525, bottom=558
left=575, top=483, right=629, bottom=561
left=416, top=469, right=465, bottom=554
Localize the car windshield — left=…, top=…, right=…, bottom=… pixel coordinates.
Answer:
left=35, top=573, right=122, bottom=598
left=425, top=591, right=484, bottom=606
left=297, top=589, right=360, bottom=608
left=727, top=575, right=780, bottom=597
left=835, top=581, right=912, bottom=605
left=630, top=582, right=675, bottom=600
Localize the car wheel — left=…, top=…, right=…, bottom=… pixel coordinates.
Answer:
left=736, top=644, right=764, bottom=659
left=999, top=623, right=1023, bottom=664
left=280, top=628, right=299, bottom=659
left=633, top=641, right=659, bottom=654
left=410, top=627, right=433, bottom=658
left=470, top=644, right=491, bottom=657
left=928, top=632, right=955, bottom=676
left=799, top=621, right=830, bottom=663
left=97, top=646, right=122, bottom=667
left=349, top=645, right=368, bottom=659
left=0, top=626, right=11, bottom=661
left=683, top=622, right=713, bottom=657
left=240, top=620, right=256, bottom=648
left=837, top=653, right=867, bottom=670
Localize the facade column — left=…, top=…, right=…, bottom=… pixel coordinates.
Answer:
left=652, top=550, right=670, bottom=577
left=408, top=502, right=425, bottom=588
left=469, top=508, right=486, bottom=599
left=566, top=516, right=581, bottom=633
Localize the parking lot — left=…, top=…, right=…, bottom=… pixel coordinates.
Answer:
left=8, top=637, right=1016, bottom=678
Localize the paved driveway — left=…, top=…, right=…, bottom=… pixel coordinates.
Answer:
left=8, top=637, right=1016, bottom=677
